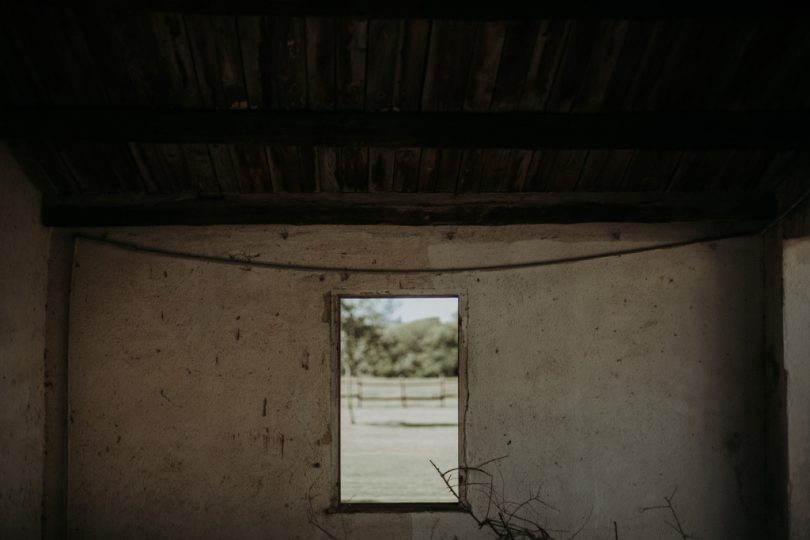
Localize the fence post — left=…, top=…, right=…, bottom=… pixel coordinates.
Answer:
left=400, top=376, right=407, bottom=407
left=357, top=378, right=363, bottom=408
left=346, top=374, right=356, bottom=425
left=439, top=375, right=445, bottom=407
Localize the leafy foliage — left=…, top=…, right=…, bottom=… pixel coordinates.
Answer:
left=340, top=299, right=458, bottom=377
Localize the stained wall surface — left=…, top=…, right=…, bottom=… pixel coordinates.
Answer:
left=68, top=224, right=765, bottom=539
left=0, top=144, right=50, bottom=538
left=783, top=237, right=810, bottom=540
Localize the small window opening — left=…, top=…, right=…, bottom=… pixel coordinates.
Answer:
left=339, top=296, right=460, bottom=506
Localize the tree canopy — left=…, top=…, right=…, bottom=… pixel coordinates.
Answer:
left=340, top=299, right=458, bottom=377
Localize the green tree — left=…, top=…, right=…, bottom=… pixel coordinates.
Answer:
left=382, top=317, right=458, bottom=377
left=341, top=299, right=458, bottom=378
left=340, top=298, right=398, bottom=378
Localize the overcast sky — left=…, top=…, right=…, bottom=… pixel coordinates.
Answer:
left=394, top=297, right=457, bottom=323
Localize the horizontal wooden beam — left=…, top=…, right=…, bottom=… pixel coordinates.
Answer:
left=42, top=192, right=776, bottom=227
left=50, top=1, right=810, bottom=18
left=4, top=108, right=810, bottom=149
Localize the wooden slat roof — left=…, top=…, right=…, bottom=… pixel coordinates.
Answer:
left=2, top=6, right=810, bottom=224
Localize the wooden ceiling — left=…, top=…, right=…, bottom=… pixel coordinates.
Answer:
left=2, top=4, right=810, bottom=225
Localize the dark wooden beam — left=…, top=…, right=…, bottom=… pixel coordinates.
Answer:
left=44, top=1, right=810, bottom=19
left=4, top=108, right=810, bottom=149
left=42, top=192, right=776, bottom=227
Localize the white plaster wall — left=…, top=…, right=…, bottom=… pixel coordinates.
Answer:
left=783, top=238, right=810, bottom=540
left=0, top=144, right=50, bottom=538
left=67, top=224, right=764, bottom=539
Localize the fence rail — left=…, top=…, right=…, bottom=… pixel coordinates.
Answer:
left=341, top=376, right=457, bottom=408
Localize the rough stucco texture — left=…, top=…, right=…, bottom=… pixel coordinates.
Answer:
left=68, top=225, right=764, bottom=539
left=783, top=238, right=810, bottom=540
left=0, top=144, right=49, bottom=538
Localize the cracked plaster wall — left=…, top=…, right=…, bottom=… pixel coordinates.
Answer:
left=66, top=224, right=765, bottom=539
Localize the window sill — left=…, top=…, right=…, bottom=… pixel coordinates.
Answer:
left=331, top=502, right=465, bottom=514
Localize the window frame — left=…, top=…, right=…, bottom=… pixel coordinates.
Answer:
left=330, top=289, right=469, bottom=513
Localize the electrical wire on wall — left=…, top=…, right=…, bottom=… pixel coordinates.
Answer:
left=72, top=185, right=810, bottom=275
left=73, top=227, right=760, bottom=276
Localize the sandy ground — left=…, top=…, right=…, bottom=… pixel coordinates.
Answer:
left=340, top=382, right=459, bottom=503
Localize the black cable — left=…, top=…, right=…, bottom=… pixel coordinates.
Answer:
left=73, top=183, right=810, bottom=274
left=75, top=228, right=761, bottom=275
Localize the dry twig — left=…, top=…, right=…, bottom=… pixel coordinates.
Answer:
left=639, top=488, right=698, bottom=540
left=431, top=459, right=561, bottom=540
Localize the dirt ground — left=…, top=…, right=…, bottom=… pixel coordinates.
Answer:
left=340, top=378, right=459, bottom=503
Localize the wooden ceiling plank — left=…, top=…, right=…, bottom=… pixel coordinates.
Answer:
left=52, top=145, right=94, bottom=193
left=58, top=143, right=134, bottom=193
left=582, top=149, right=635, bottom=192
left=599, top=21, right=656, bottom=111
left=490, top=21, right=542, bottom=111
left=267, top=145, right=305, bottom=192
left=144, top=13, right=204, bottom=107
left=305, top=17, right=337, bottom=111
left=128, top=143, right=161, bottom=193
left=650, top=21, right=754, bottom=110
left=643, top=20, right=710, bottom=110
left=757, top=151, right=800, bottom=191
left=545, top=149, right=589, bottom=191
left=417, top=148, right=439, bottom=191
left=338, top=146, right=370, bottom=191
left=268, top=17, right=309, bottom=110
left=336, top=18, right=368, bottom=110
left=238, top=15, right=278, bottom=108
left=185, top=15, right=249, bottom=109
left=717, top=21, right=794, bottom=110
left=699, top=20, right=764, bottom=110
left=621, top=149, right=683, bottom=191
left=159, top=143, right=196, bottom=192
left=366, top=19, right=402, bottom=111
left=66, top=2, right=810, bottom=18
left=72, top=10, right=143, bottom=106
left=520, top=150, right=543, bottom=192
left=571, top=20, right=630, bottom=112
left=572, top=150, right=607, bottom=191
left=519, top=20, right=569, bottom=111
left=712, top=150, right=774, bottom=191
left=3, top=10, right=75, bottom=105
left=544, top=20, right=601, bottom=112
left=104, top=143, right=149, bottom=192
left=391, top=19, right=431, bottom=112
left=421, top=20, right=477, bottom=111
left=368, top=148, right=395, bottom=192
left=181, top=143, right=220, bottom=194
left=0, top=19, right=44, bottom=105
left=509, top=150, right=534, bottom=192
left=209, top=143, right=241, bottom=192
left=392, top=148, right=421, bottom=192
left=620, top=21, right=680, bottom=111
left=77, top=11, right=203, bottom=108
left=245, top=143, right=282, bottom=193
left=19, top=143, right=80, bottom=194
left=756, top=26, right=810, bottom=109
left=298, top=146, right=318, bottom=192
left=456, top=149, right=484, bottom=193
left=462, top=22, right=507, bottom=112
left=315, top=147, right=340, bottom=192
left=479, top=150, right=519, bottom=192
left=179, top=15, right=218, bottom=106
left=668, top=150, right=732, bottom=192
left=47, top=9, right=109, bottom=105
left=523, top=151, right=553, bottom=191
left=434, top=149, right=463, bottom=193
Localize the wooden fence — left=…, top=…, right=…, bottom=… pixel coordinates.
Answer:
left=341, top=376, right=457, bottom=408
